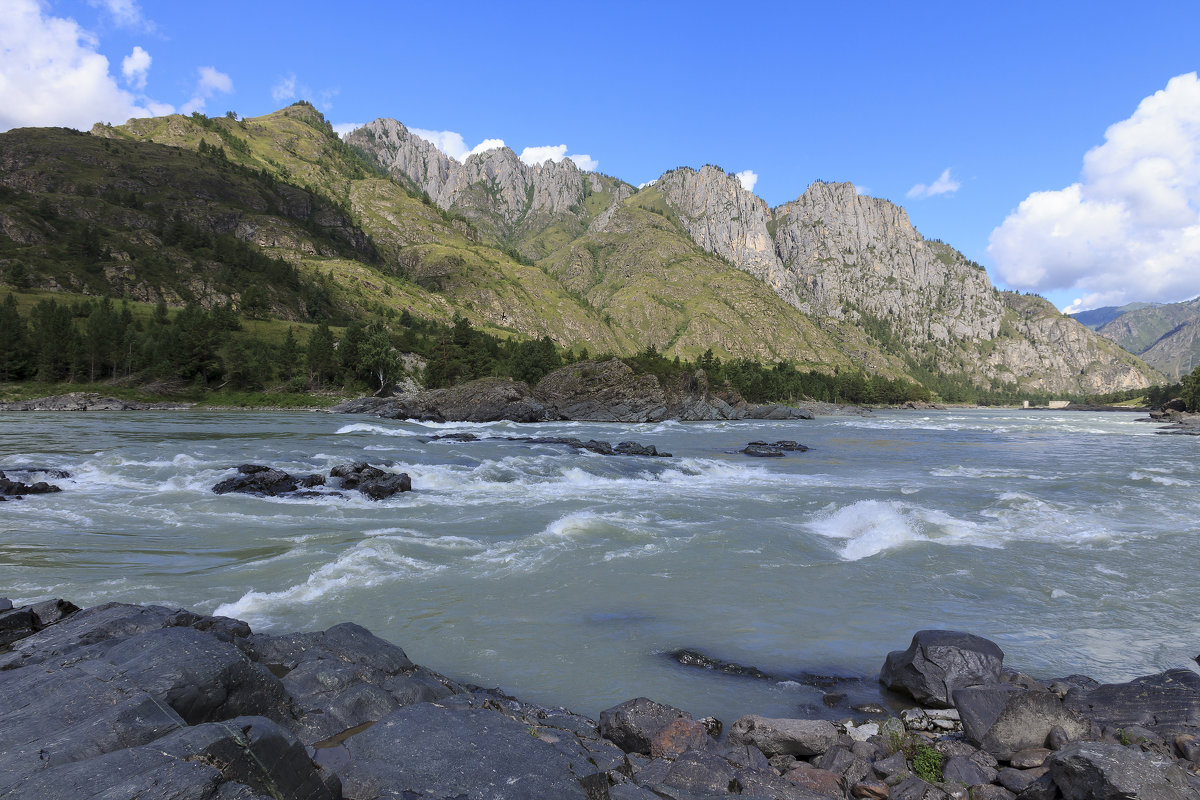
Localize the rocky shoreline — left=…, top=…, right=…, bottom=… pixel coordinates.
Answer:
left=330, top=359, right=826, bottom=423
left=1, top=599, right=1197, bottom=799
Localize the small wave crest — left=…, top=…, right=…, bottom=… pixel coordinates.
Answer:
left=805, top=500, right=977, bottom=561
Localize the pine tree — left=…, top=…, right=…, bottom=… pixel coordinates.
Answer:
left=0, top=294, right=29, bottom=381
left=305, top=323, right=337, bottom=387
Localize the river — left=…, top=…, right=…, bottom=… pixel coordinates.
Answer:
left=1, top=408, right=1196, bottom=724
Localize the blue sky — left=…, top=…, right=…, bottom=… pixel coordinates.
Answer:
left=3, top=1, right=1199, bottom=312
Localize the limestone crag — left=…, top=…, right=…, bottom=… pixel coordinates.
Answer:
left=348, top=119, right=621, bottom=258
left=656, top=166, right=796, bottom=304
left=656, top=172, right=1158, bottom=394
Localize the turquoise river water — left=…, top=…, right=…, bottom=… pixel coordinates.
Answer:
left=1, top=408, right=1197, bottom=724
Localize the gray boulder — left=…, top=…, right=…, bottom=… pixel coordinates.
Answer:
left=880, top=630, right=1004, bottom=708
left=1047, top=741, right=1193, bottom=800
left=536, top=360, right=668, bottom=422
left=727, top=715, right=839, bottom=758
left=340, top=702, right=611, bottom=800
left=2, top=715, right=337, bottom=800
left=599, top=697, right=694, bottom=756
left=1064, top=669, right=1200, bottom=730
left=954, top=687, right=1092, bottom=760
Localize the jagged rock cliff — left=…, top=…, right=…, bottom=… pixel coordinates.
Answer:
left=347, top=119, right=625, bottom=259
left=655, top=170, right=1157, bottom=394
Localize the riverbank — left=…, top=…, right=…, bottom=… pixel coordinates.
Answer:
left=1, top=598, right=1197, bottom=799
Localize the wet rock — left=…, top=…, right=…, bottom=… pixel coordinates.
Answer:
left=749, top=439, right=810, bottom=451
left=212, top=464, right=321, bottom=497
left=668, top=648, right=773, bottom=680
left=330, top=462, right=412, bottom=499
left=0, top=608, right=37, bottom=646
left=743, top=444, right=785, bottom=457
left=955, top=687, right=1091, bottom=761
left=881, top=630, right=1005, bottom=708
left=728, top=714, right=839, bottom=757
left=1047, top=740, right=1193, bottom=800
left=0, top=470, right=62, bottom=497
left=599, top=697, right=694, bottom=756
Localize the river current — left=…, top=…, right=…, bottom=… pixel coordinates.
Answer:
left=1, top=408, right=1197, bottom=723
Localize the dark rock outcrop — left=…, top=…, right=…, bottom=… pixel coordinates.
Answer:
left=0, top=470, right=62, bottom=498
left=211, top=463, right=324, bottom=497
left=1063, top=669, right=1200, bottom=730
left=330, top=462, right=412, bottom=499
left=346, top=377, right=554, bottom=422
left=6, top=605, right=1199, bottom=800
left=0, top=392, right=189, bottom=411
left=880, top=629, right=1005, bottom=707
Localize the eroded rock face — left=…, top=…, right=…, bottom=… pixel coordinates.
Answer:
left=374, top=377, right=555, bottom=423
left=880, top=629, right=1005, bottom=708
left=535, top=359, right=668, bottom=422
left=657, top=170, right=1157, bottom=395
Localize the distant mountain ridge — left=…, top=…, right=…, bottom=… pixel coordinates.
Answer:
left=350, top=117, right=1154, bottom=394
left=1072, top=298, right=1200, bottom=379
left=0, top=103, right=1161, bottom=397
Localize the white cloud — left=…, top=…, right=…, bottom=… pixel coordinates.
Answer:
left=569, top=153, right=599, bottom=171
left=735, top=169, right=758, bottom=193
left=332, top=122, right=363, bottom=139
left=989, top=72, right=1200, bottom=307
left=180, top=66, right=233, bottom=114
left=0, top=0, right=161, bottom=130
left=271, top=73, right=297, bottom=103
left=854, top=184, right=872, bottom=196
left=519, top=143, right=598, bottom=171
left=519, top=144, right=568, bottom=165
left=409, top=127, right=505, bottom=162
left=907, top=168, right=961, bottom=199
left=470, top=138, right=505, bottom=158
left=87, top=0, right=150, bottom=30
left=121, top=45, right=150, bottom=89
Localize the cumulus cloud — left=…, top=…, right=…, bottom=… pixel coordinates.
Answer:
left=121, top=45, right=150, bottom=89
left=735, top=169, right=758, bottom=193
left=87, top=0, right=150, bottom=30
left=180, top=66, right=233, bottom=114
left=332, top=122, right=363, bottom=139
left=519, top=144, right=568, bottom=165
left=0, top=0, right=160, bottom=130
left=519, top=144, right=598, bottom=171
left=410, top=127, right=503, bottom=161
left=271, top=73, right=297, bottom=103
left=854, top=184, right=872, bottom=196
left=907, top=168, right=961, bottom=199
left=990, top=72, right=1200, bottom=309
left=569, top=153, right=599, bottom=171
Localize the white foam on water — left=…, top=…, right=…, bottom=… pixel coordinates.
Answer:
left=466, top=510, right=666, bottom=576
left=1050, top=588, right=1075, bottom=599
left=335, top=422, right=421, bottom=437
left=1095, top=565, right=1127, bottom=578
left=931, top=465, right=1062, bottom=481
left=806, top=499, right=986, bottom=561
left=213, top=535, right=444, bottom=623
left=1128, top=471, right=1189, bottom=486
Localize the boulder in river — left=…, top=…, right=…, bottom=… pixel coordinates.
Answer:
left=330, top=462, right=412, bottom=499
left=880, top=629, right=1005, bottom=708
left=211, top=464, right=324, bottom=497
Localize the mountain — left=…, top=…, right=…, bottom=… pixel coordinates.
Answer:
left=0, top=104, right=1161, bottom=397
left=1072, top=298, right=1200, bottom=380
